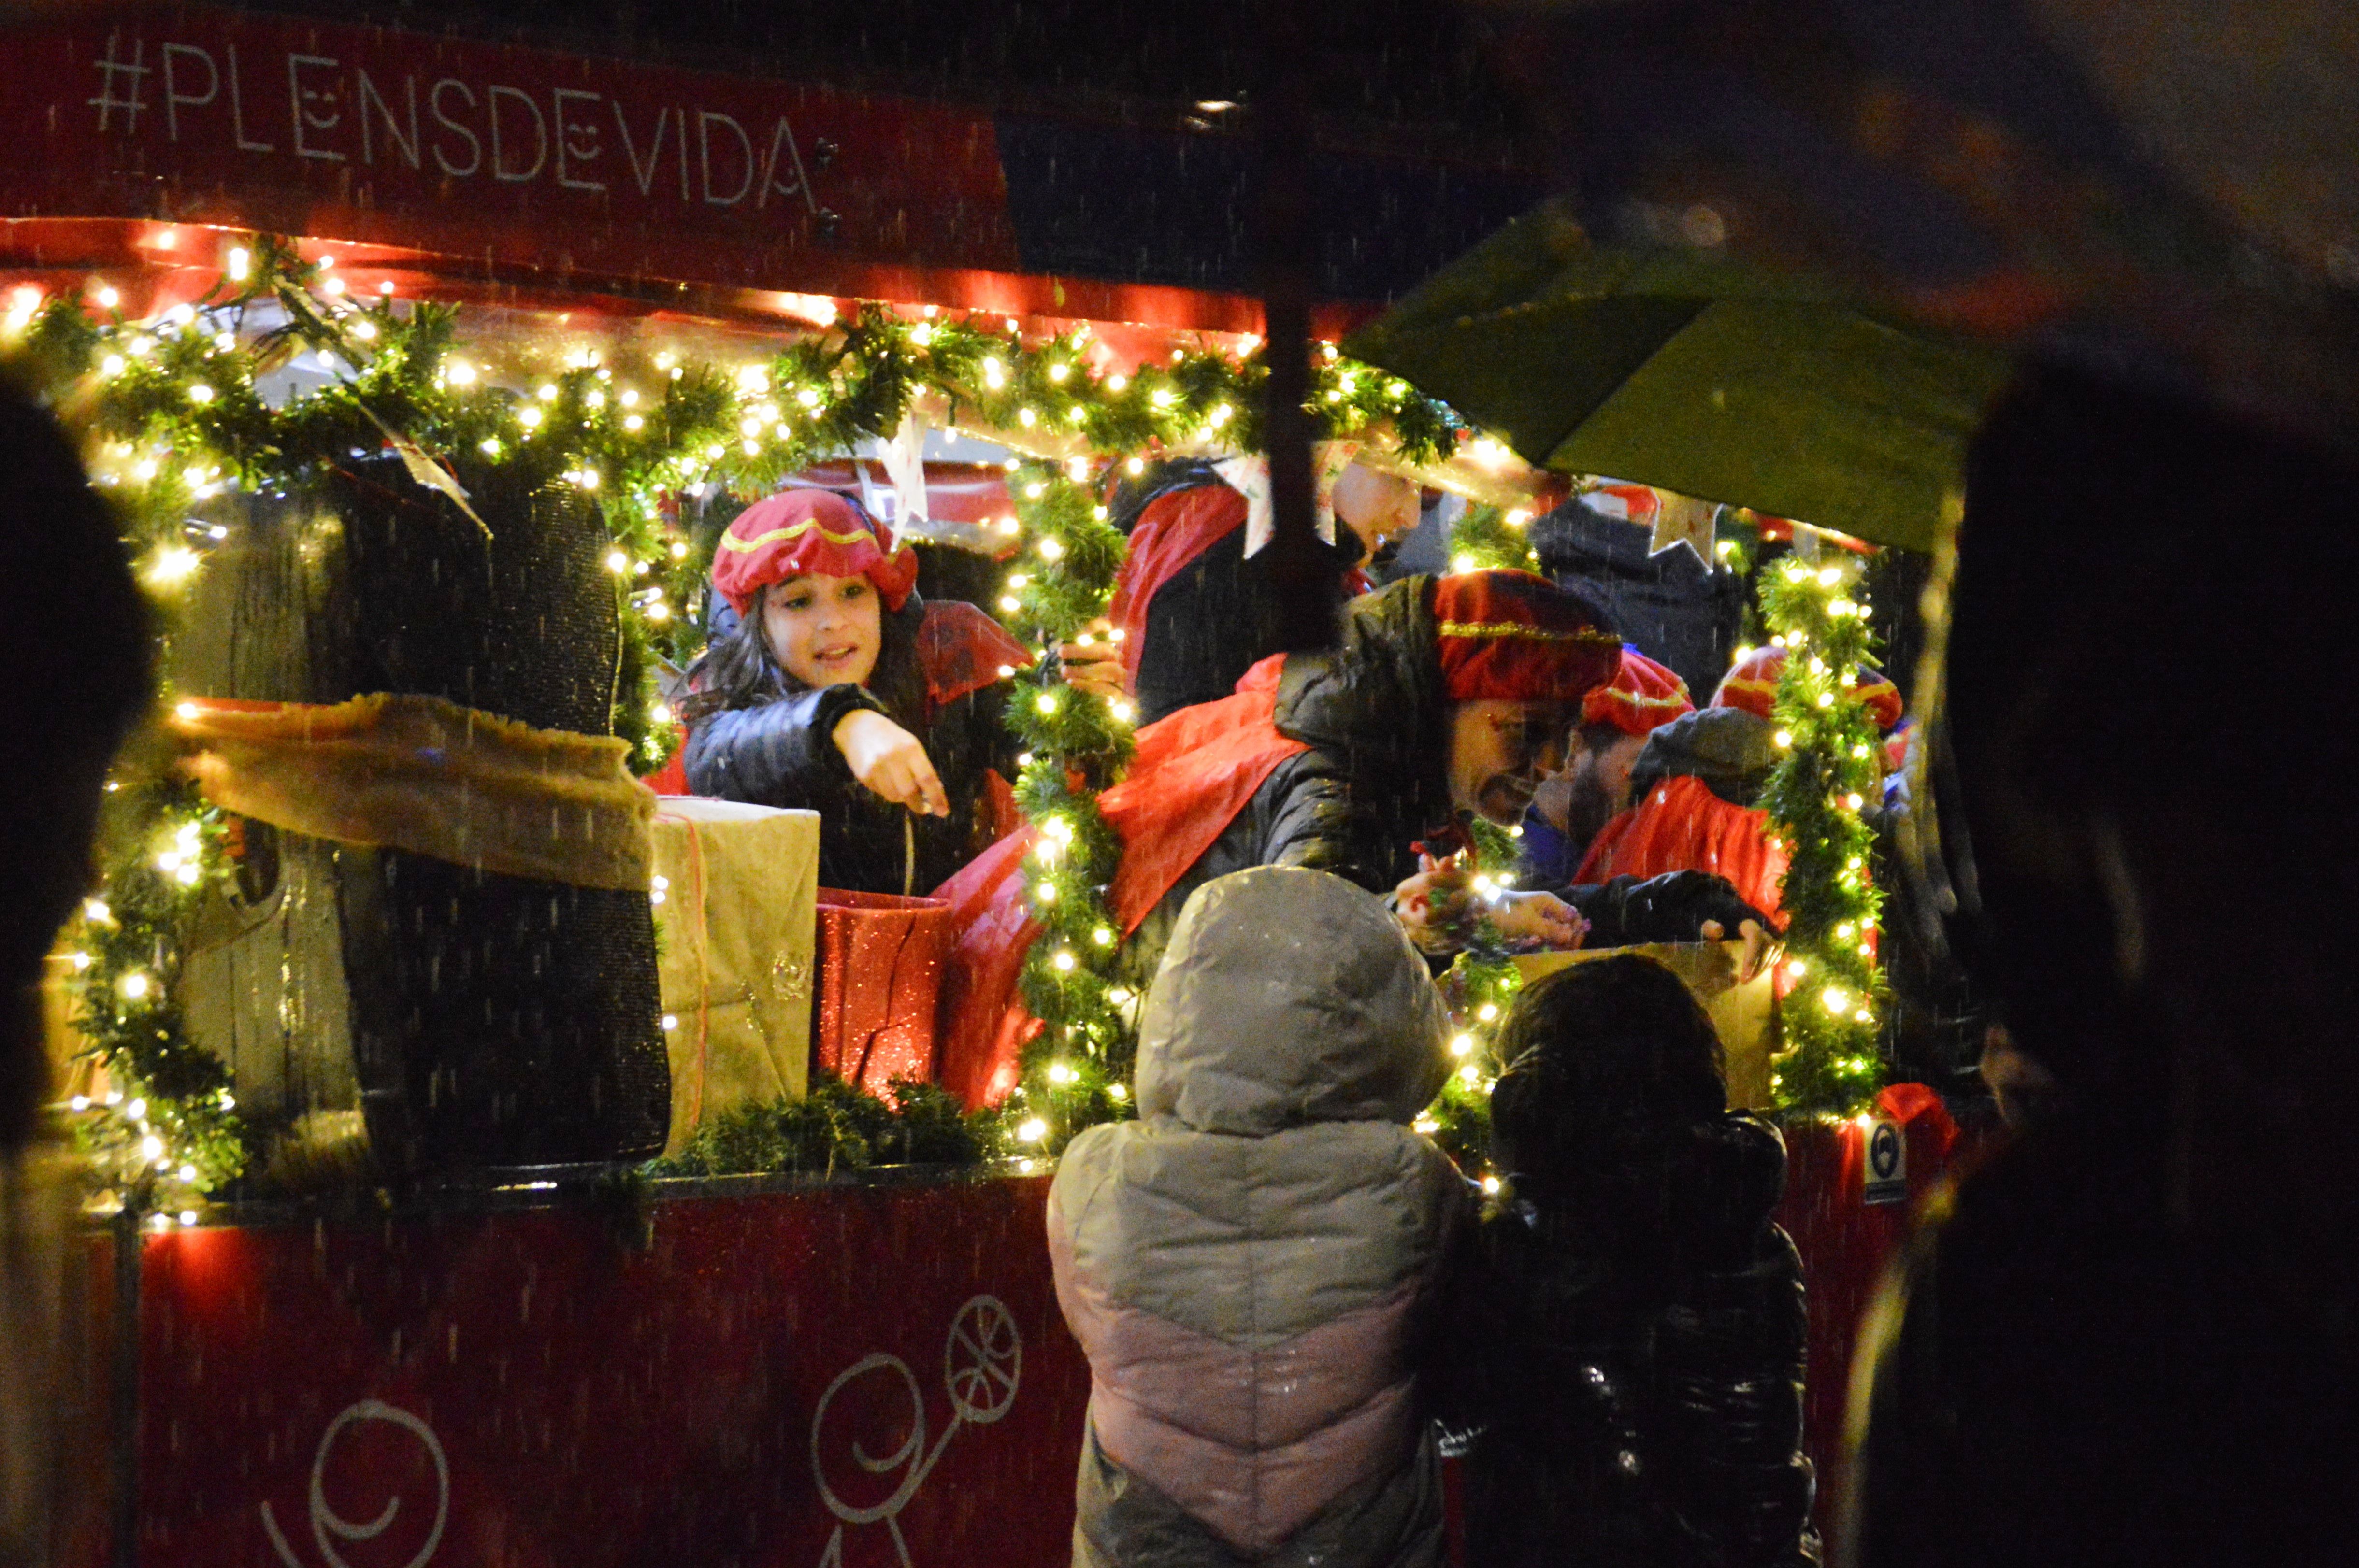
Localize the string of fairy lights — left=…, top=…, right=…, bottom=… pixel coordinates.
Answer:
left=6, top=229, right=1888, bottom=1211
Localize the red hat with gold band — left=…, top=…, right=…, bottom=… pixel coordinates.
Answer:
left=1583, top=645, right=1695, bottom=735
left=1432, top=570, right=1623, bottom=703
left=1712, top=644, right=1904, bottom=732
left=710, top=488, right=919, bottom=615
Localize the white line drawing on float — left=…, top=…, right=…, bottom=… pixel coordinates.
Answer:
left=810, top=1294, right=1022, bottom=1568
left=260, top=1397, right=450, bottom=1568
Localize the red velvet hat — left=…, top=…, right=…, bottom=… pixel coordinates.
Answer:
left=1583, top=646, right=1695, bottom=735
left=1432, top=570, right=1622, bottom=703
left=710, top=488, right=919, bottom=615
left=1712, top=644, right=1904, bottom=732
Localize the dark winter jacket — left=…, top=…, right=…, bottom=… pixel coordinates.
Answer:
left=1453, top=1111, right=1821, bottom=1568
left=681, top=599, right=1020, bottom=895
left=1629, top=705, right=1783, bottom=809
left=1531, top=495, right=1747, bottom=701
left=1118, top=578, right=1770, bottom=985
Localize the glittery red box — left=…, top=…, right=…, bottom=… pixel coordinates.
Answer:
left=811, top=888, right=954, bottom=1094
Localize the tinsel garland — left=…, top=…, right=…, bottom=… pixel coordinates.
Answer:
left=1757, top=555, right=1889, bottom=1117
left=4, top=233, right=1469, bottom=1200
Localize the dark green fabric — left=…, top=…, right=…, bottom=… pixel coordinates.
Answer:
left=1345, top=201, right=2014, bottom=552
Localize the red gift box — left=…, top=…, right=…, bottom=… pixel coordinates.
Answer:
left=812, top=888, right=954, bottom=1094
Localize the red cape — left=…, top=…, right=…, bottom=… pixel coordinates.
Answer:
left=932, top=656, right=1310, bottom=1107
left=915, top=599, right=1034, bottom=712
left=1574, top=773, right=1792, bottom=930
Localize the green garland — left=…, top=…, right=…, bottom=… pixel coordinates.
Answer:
left=992, top=467, right=1138, bottom=1149
left=1758, top=554, right=1889, bottom=1117
left=54, top=781, right=245, bottom=1225
left=650, top=1073, right=992, bottom=1179
left=2, top=233, right=1470, bottom=1197
left=1442, top=500, right=1541, bottom=575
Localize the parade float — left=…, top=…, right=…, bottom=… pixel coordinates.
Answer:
left=3, top=7, right=1970, bottom=1564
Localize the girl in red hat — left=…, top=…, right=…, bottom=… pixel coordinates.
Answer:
left=679, top=488, right=1031, bottom=895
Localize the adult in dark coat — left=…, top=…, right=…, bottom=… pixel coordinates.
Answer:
left=1530, top=485, right=1748, bottom=702
left=681, top=489, right=1029, bottom=895
left=937, top=570, right=1770, bottom=1104
left=1451, top=955, right=1820, bottom=1568
left=1063, top=453, right=1423, bottom=725
left=1842, top=365, right=2359, bottom=1568
left=1, top=382, right=153, bottom=1565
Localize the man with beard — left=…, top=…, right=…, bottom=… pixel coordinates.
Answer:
left=1522, top=646, right=1694, bottom=885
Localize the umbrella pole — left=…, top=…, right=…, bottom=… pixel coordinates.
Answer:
left=1255, top=0, right=1337, bottom=652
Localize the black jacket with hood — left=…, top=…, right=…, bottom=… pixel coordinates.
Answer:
left=1114, top=461, right=1367, bottom=726
left=1453, top=1110, right=1822, bottom=1568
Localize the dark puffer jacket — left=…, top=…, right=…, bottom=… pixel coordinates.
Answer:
left=1452, top=1111, right=1821, bottom=1568
left=1117, top=578, right=1769, bottom=984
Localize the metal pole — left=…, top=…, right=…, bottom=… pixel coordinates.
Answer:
left=1255, top=0, right=1338, bottom=653
left=109, top=1205, right=140, bottom=1568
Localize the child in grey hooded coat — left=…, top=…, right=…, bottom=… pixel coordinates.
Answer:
left=1048, top=865, right=1467, bottom=1568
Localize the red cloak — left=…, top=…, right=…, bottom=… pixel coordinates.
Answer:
left=932, top=656, right=1310, bottom=1106
left=1574, top=773, right=1792, bottom=930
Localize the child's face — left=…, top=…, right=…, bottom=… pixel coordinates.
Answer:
left=1447, top=699, right=1574, bottom=826
left=761, top=571, right=882, bottom=689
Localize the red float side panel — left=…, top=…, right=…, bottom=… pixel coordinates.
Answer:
left=126, top=1175, right=1087, bottom=1568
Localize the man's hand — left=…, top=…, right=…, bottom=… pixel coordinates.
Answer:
left=1392, top=852, right=1474, bottom=955
left=1058, top=617, right=1129, bottom=702
left=1698, top=916, right=1779, bottom=984
left=1490, top=889, right=1587, bottom=949
left=832, top=709, right=949, bottom=817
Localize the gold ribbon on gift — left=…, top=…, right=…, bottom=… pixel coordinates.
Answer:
left=170, top=694, right=655, bottom=891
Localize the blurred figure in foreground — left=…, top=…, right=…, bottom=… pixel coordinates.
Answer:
left=0, top=380, right=152, bottom=1568
left=1842, top=364, right=2359, bottom=1565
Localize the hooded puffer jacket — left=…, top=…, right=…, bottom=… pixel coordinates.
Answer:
left=1450, top=1111, right=1821, bottom=1568
left=1049, top=866, right=1467, bottom=1568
